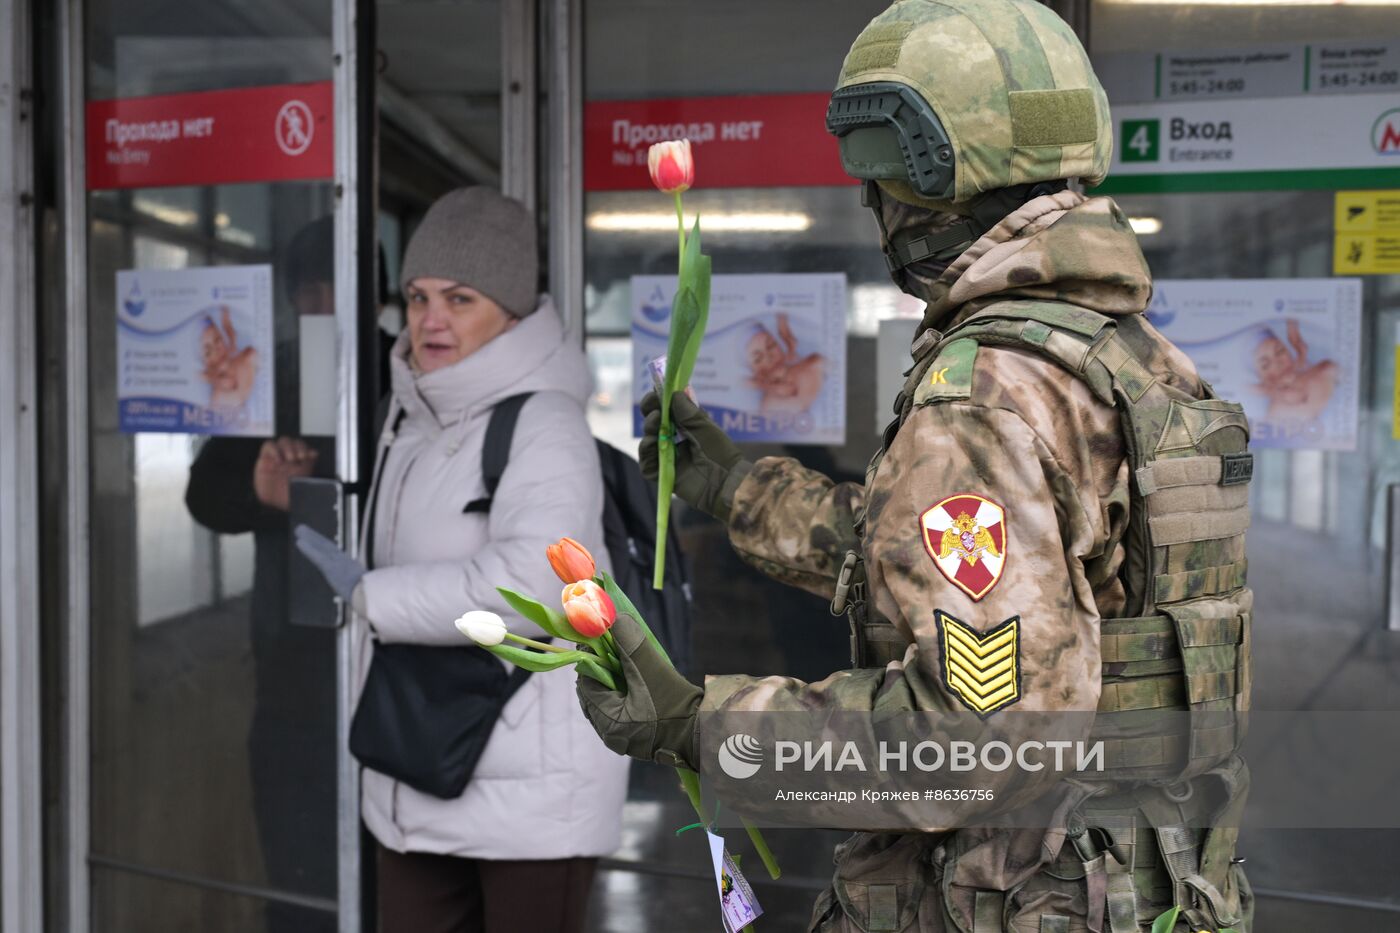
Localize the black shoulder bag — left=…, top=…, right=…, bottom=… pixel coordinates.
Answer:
left=348, top=393, right=539, bottom=800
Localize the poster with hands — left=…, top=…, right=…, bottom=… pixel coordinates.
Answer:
left=1145, top=278, right=1362, bottom=451
left=116, top=264, right=275, bottom=436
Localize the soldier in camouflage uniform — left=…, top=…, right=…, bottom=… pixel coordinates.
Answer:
left=579, top=2, right=1254, bottom=930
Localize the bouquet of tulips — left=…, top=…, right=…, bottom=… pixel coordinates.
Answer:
left=455, top=536, right=781, bottom=885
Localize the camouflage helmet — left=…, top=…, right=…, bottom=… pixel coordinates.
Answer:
left=826, top=0, right=1112, bottom=206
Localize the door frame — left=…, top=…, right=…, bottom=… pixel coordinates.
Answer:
left=0, top=0, right=44, bottom=930
left=50, top=0, right=378, bottom=928
left=331, top=0, right=376, bottom=928
left=46, top=0, right=582, bottom=928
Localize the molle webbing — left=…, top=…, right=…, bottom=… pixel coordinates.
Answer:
left=1154, top=560, right=1248, bottom=604
left=893, top=299, right=1254, bottom=931
left=923, top=301, right=1254, bottom=787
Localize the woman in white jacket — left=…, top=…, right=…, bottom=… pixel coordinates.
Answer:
left=297, top=187, right=628, bottom=933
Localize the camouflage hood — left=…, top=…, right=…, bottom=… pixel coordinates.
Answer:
left=919, top=189, right=1152, bottom=335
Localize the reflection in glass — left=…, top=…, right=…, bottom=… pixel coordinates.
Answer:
left=85, top=1, right=340, bottom=928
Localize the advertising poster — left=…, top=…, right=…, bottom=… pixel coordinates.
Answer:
left=116, top=264, right=276, bottom=436
left=1145, top=278, right=1362, bottom=450
left=631, top=273, right=846, bottom=445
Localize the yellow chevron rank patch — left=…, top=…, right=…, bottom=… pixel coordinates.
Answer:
left=936, top=610, right=1021, bottom=716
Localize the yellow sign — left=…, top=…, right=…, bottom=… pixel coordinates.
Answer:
left=1393, top=344, right=1400, bottom=440
left=1335, top=190, right=1400, bottom=275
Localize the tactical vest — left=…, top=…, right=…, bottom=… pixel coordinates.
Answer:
left=836, top=299, right=1253, bottom=932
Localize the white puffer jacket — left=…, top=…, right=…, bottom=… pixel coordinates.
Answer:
left=355, top=296, right=629, bottom=859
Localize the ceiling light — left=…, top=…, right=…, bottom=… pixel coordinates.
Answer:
left=133, top=197, right=198, bottom=228
left=1130, top=216, right=1163, bottom=236
left=587, top=211, right=813, bottom=233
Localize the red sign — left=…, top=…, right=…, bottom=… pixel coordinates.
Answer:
left=87, top=82, right=333, bottom=190
left=584, top=93, right=853, bottom=191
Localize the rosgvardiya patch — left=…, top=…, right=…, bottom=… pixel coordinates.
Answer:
left=920, top=493, right=1007, bottom=601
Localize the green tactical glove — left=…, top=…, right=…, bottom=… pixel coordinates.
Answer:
left=576, top=612, right=703, bottom=771
left=639, top=389, right=751, bottom=524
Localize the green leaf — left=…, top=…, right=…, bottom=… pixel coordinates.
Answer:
left=679, top=216, right=704, bottom=294
left=575, top=655, right=619, bottom=691
left=1150, top=906, right=1181, bottom=933
left=496, top=587, right=570, bottom=639
left=488, top=643, right=594, bottom=673
left=598, top=570, right=671, bottom=665
left=1220, top=928, right=1240, bottom=933
left=674, top=253, right=711, bottom=390
left=655, top=216, right=712, bottom=590
left=663, top=287, right=702, bottom=393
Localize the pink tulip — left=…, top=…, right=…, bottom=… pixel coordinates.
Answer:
left=561, top=579, right=617, bottom=638
left=647, top=139, right=694, bottom=194
left=546, top=536, right=596, bottom=585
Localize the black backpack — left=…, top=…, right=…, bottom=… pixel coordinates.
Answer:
left=481, top=393, right=695, bottom=675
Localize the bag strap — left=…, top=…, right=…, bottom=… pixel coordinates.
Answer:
left=464, top=392, right=535, bottom=514
left=471, top=391, right=544, bottom=693
left=364, top=395, right=546, bottom=694
left=365, top=398, right=406, bottom=570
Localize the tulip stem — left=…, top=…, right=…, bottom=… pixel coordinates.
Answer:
left=677, top=767, right=706, bottom=827
left=503, top=632, right=569, bottom=653
left=654, top=190, right=687, bottom=593
left=741, top=817, right=782, bottom=880
left=674, top=190, right=686, bottom=279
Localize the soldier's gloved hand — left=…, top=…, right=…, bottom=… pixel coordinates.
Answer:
left=576, top=612, right=702, bottom=770
left=640, top=389, right=751, bottom=523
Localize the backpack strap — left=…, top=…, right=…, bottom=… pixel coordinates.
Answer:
left=463, top=392, right=535, bottom=515
left=365, top=398, right=406, bottom=570
left=462, top=391, right=544, bottom=695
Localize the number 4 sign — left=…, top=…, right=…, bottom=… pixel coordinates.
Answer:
left=1121, top=119, right=1160, bottom=162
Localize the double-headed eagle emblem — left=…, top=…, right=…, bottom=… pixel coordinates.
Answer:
left=921, top=494, right=1007, bottom=601
left=936, top=511, right=1001, bottom=567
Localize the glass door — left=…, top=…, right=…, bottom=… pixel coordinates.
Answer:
left=74, top=0, right=371, bottom=929
left=1088, top=1, right=1400, bottom=926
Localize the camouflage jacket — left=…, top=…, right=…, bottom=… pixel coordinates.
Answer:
left=702, top=190, right=1210, bottom=822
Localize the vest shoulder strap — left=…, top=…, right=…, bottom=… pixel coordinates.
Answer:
left=912, top=337, right=978, bottom=406
left=919, top=299, right=1120, bottom=406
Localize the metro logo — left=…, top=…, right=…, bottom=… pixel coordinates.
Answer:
left=1375, top=108, right=1400, bottom=155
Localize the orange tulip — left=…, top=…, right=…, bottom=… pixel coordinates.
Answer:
left=546, top=536, right=596, bottom=584
left=647, top=139, right=694, bottom=194
left=561, top=579, right=617, bottom=638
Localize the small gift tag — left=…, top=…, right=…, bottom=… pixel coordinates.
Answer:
left=647, top=354, right=698, bottom=402
left=707, top=831, right=762, bottom=933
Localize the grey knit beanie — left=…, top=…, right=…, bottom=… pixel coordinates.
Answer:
left=399, top=187, right=539, bottom=317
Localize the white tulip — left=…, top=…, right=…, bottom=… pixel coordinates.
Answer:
left=455, top=610, right=507, bottom=646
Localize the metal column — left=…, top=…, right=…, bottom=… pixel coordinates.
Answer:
left=330, top=0, right=366, bottom=924
left=57, top=0, right=91, bottom=928
left=501, top=0, right=538, bottom=212
left=546, top=0, right=584, bottom=342
left=0, top=0, right=44, bottom=929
